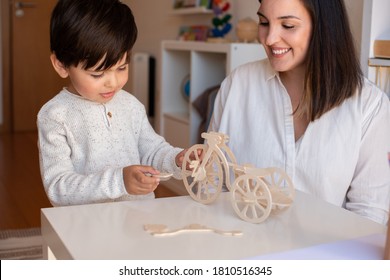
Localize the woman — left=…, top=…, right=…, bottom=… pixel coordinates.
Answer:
left=209, top=0, right=390, bottom=224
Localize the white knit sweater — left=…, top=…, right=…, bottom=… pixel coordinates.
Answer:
left=37, top=89, right=183, bottom=206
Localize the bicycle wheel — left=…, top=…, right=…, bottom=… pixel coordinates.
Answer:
left=182, top=144, right=223, bottom=204
left=231, top=174, right=272, bottom=223
left=260, top=168, right=294, bottom=210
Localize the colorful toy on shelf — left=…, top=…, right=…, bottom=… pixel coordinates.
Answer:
left=178, top=25, right=209, bottom=42
left=210, top=0, right=232, bottom=39
left=181, top=74, right=190, bottom=102
left=181, top=131, right=295, bottom=223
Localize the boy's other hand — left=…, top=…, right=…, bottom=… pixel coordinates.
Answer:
left=123, top=165, right=160, bottom=195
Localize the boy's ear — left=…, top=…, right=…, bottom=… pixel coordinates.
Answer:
left=50, top=53, right=69, bottom=78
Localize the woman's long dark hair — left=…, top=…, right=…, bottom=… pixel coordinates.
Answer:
left=259, top=0, right=364, bottom=121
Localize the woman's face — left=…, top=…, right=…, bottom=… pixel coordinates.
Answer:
left=257, top=0, right=312, bottom=74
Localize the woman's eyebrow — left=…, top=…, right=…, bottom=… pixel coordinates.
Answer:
left=279, top=15, right=302, bottom=21
left=257, top=11, right=302, bottom=21
left=257, top=11, right=266, bottom=17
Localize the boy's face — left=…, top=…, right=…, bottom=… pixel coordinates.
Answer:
left=65, top=55, right=129, bottom=103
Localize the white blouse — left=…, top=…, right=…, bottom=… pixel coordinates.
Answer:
left=209, top=59, right=390, bottom=225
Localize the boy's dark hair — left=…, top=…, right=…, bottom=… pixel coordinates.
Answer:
left=50, top=0, right=138, bottom=70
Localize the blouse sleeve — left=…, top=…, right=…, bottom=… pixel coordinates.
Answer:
left=347, top=86, right=390, bottom=225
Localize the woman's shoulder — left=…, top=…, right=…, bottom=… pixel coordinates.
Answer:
left=230, top=58, right=271, bottom=77
left=224, top=59, right=275, bottom=88
left=359, top=78, right=390, bottom=110
left=219, top=59, right=273, bottom=92
left=341, top=78, right=390, bottom=127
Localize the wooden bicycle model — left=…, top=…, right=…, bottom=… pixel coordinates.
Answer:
left=181, top=131, right=295, bottom=223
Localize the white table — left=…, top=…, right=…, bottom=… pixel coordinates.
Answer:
left=41, top=191, right=386, bottom=260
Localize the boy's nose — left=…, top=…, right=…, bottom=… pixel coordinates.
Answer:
left=104, top=74, right=118, bottom=88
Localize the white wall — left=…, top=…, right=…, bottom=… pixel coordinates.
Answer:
left=345, top=0, right=364, bottom=56
left=126, top=0, right=260, bottom=58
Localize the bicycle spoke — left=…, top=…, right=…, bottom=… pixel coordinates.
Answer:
left=254, top=201, right=267, bottom=214
left=270, top=172, right=276, bottom=187
left=188, top=179, right=197, bottom=190
left=240, top=204, right=249, bottom=216
left=249, top=204, right=260, bottom=219
left=195, top=183, right=203, bottom=200
left=236, top=183, right=250, bottom=197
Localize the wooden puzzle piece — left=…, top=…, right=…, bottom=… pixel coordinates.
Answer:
left=145, top=172, right=173, bottom=181
left=144, top=223, right=243, bottom=237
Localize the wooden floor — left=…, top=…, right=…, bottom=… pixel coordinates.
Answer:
left=0, top=132, right=178, bottom=231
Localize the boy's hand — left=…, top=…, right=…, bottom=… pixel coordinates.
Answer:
left=175, top=148, right=203, bottom=170
left=123, top=165, right=160, bottom=195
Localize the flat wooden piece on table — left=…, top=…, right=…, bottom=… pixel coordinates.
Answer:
left=144, top=223, right=243, bottom=237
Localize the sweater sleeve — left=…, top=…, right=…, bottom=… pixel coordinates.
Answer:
left=37, top=115, right=130, bottom=206
left=136, top=107, right=183, bottom=179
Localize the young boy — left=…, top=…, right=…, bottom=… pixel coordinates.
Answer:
left=38, top=0, right=186, bottom=206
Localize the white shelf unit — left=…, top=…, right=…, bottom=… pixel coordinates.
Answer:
left=368, top=58, right=390, bottom=95
left=160, top=40, right=266, bottom=148
left=368, top=58, right=390, bottom=67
